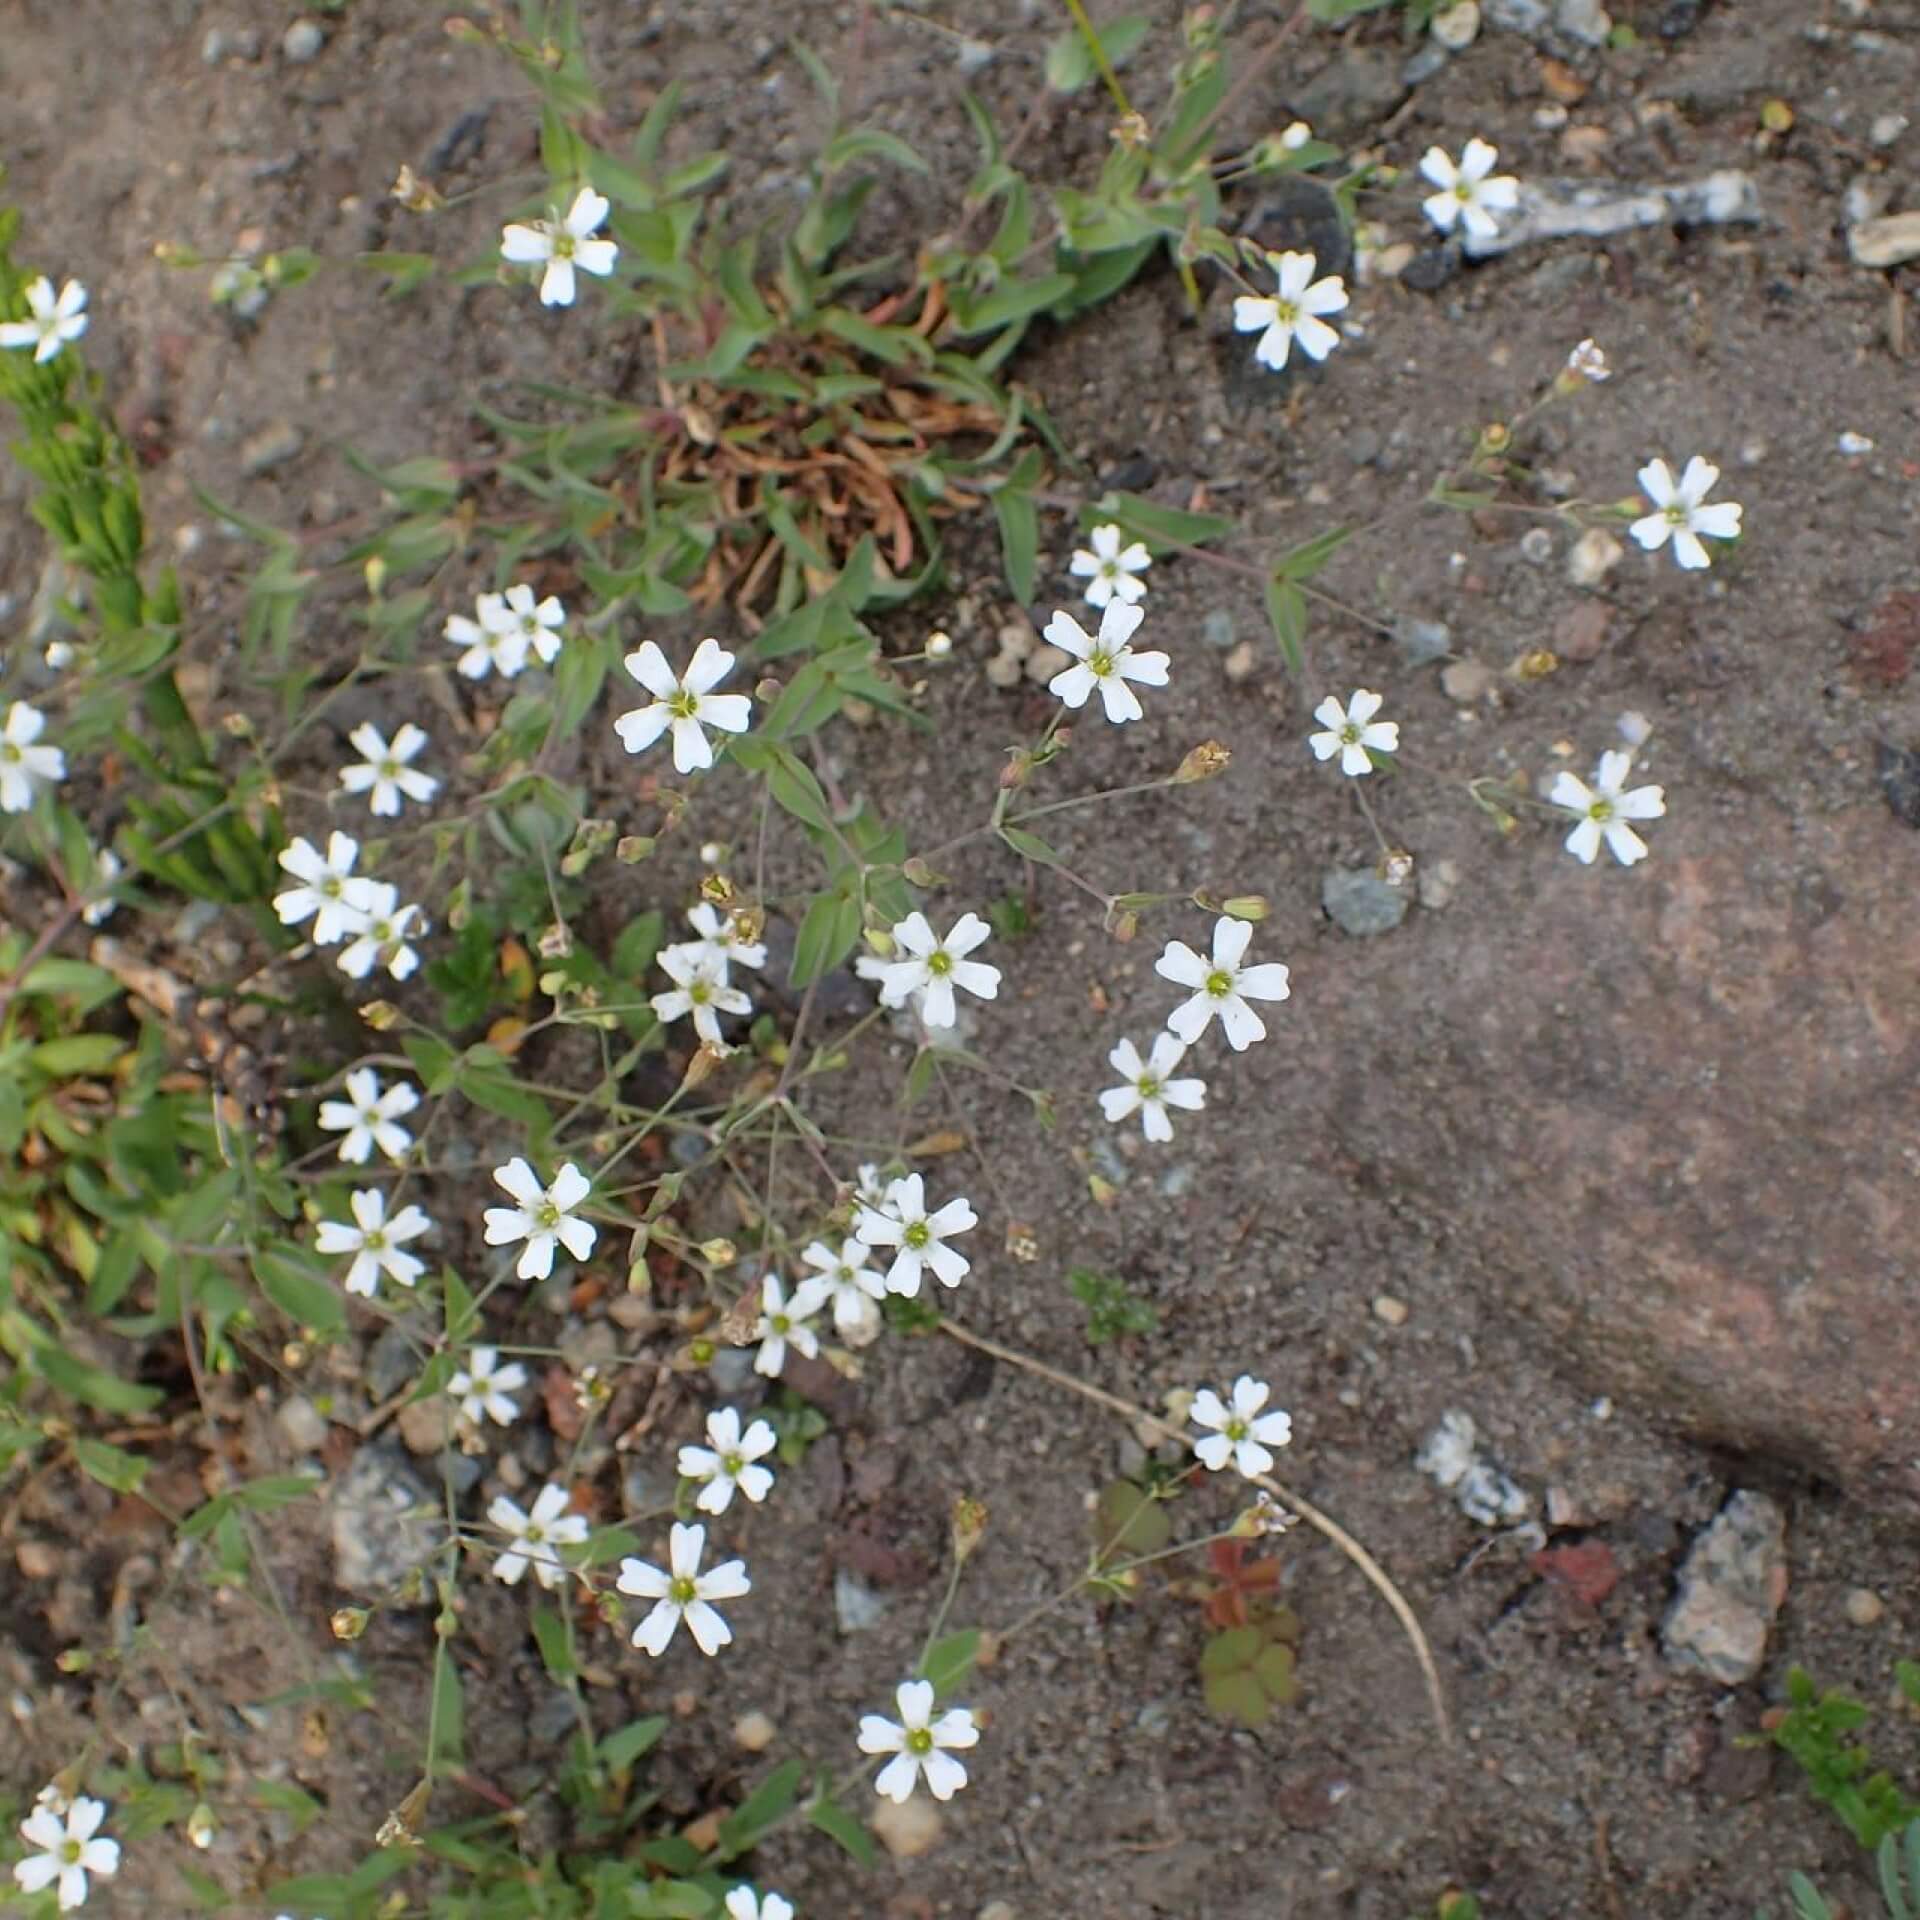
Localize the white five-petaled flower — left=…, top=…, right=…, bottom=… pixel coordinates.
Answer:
left=13, top=1792, right=119, bottom=1911
left=752, top=1271, right=831, bottom=1377
left=1419, top=138, right=1519, bottom=240
left=1156, top=917, right=1292, bottom=1052
left=871, top=911, right=1001, bottom=1028
left=724, top=1890, right=794, bottom=1920
left=800, top=1236, right=888, bottom=1334
left=0, top=701, right=65, bottom=813
left=618, top=1521, right=751, bottom=1657
left=855, top=1174, right=978, bottom=1296
left=1099, top=1032, right=1207, bottom=1144
left=316, top=1068, right=419, bottom=1165
left=444, top=591, right=530, bottom=680
left=1232, top=249, right=1349, bottom=372
left=315, top=1187, right=433, bottom=1298
left=274, top=832, right=383, bottom=944
left=679, top=1406, right=779, bottom=1515
left=614, top=638, right=754, bottom=773
left=678, top=900, right=768, bottom=975
left=448, top=1345, right=529, bottom=1427
left=858, top=1679, right=980, bottom=1804
left=498, top=582, right=566, bottom=664
left=1192, top=1375, right=1293, bottom=1478
left=1549, top=749, right=1666, bottom=867
left=652, top=944, right=753, bottom=1047
left=1308, top=688, right=1399, bottom=777
left=0, top=275, right=89, bottom=365
left=1629, top=456, right=1742, bottom=571
left=483, top=1158, right=597, bottom=1281
left=488, top=1483, right=589, bottom=1589
left=338, top=721, right=439, bottom=817
left=336, top=884, right=427, bottom=983
left=500, top=187, right=618, bottom=308
left=1043, top=601, right=1171, bottom=724
left=1069, top=522, right=1152, bottom=610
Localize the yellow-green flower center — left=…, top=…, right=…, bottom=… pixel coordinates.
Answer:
left=535, top=1198, right=561, bottom=1230
left=60, top=1838, right=83, bottom=1865
left=771, top=1311, right=791, bottom=1334
left=927, top=949, right=953, bottom=977
left=1274, top=298, right=1300, bottom=326
left=1224, top=1414, right=1249, bottom=1443
left=669, top=1574, right=698, bottom=1605
left=1206, top=969, right=1233, bottom=998
left=904, top=1221, right=931, bottom=1250
left=906, top=1726, right=935, bottom=1755
left=1664, top=503, right=1688, bottom=526
left=365, top=1227, right=388, bottom=1251
left=1587, top=797, right=1615, bottom=824
left=553, top=230, right=577, bottom=261
left=0, top=742, right=19, bottom=765
left=1087, top=648, right=1115, bottom=678
left=722, top=1451, right=743, bottom=1476
left=669, top=689, right=700, bottom=719
left=1136, top=1072, right=1163, bottom=1100
left=1339, top=721, right=1362, bottom=746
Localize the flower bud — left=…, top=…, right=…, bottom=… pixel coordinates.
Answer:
left=1107, top=909, right=1139, bottom=943
left=699, top=1237, right=738, bottom=1269
left=187, top=1803, right=217, bottom=1850
left=1174, top=739, right=1231, bottom=784
left=617, top=835, right=655, bottom=863
left=363, top=554, right=388, bottom=600
left=1513, top=647, right=1558, bottom=682
left=331, top=1606, right=371, bottom=1642
left=1222, top=894, right=1269, bottom=922
left=951, top=1495, right=989, bottom=1565
left=700, top=872, right=737, bottom=906
left=359, top=999, right=400, bottom=1030
left=390, top=165, right=446, bottom=213
left=925, top=630, right=953, bottom=659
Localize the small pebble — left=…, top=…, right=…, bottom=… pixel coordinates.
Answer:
left=1023, top=643, right=1072, bottom=685
left=1322, top=867, right=1408, bottom=938
left=1870, top=112, right=1908, bottom=148
left=1837, top=430, right=1875, bottom=456
left=1846, top=1588, right=1885, bottom=1626
left=282, top=19, right=325, bottom=62
left=1394, top=615, right=1452, bottom=667
left=1431, top=0, right=1481, bottom=47
left=1201, top=608, right=1236, bottom=650
left=1566, top=527, right=1623, bottom=589
left=733, top=1710, right=778, bottom=1750
left=1222, top=638, right=1259, bottom=682
left=871, top=1793, right=944, bottom=1859
left=239, top=420, right=305, bottom=477
left=1417, top=857, right=1461, bottom=910
left=1519, top=526, right=1555, bottom=565
left=1441, top=658, right=1495, bottom=703
left=1372, top=1293, right=1409, bottom=1326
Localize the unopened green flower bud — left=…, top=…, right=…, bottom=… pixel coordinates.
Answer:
left=1222, top=894, right=1269, bottom=922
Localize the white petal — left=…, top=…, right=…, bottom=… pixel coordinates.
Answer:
left=682, top=1598, right=734, bottom=1655
left=1636, top=459, right=1677, bottom=508
left=919, top=1747, right=970, bottom=1799
left=631, top=1600, right=683, bottom=1655
left=1216, top=994, right=1267, bottom=1051
left=492, top=1157, right=545, bottom=1207
left=1293, top=313, right=1340, bottom=362
left=1564, top=817, right=1603, bottom=865
left=858, top=1714, right=906, bottom=1756
left=873, top=1752, right=921, bottom=1802
left=501, top=223, right=553, bottom=264
left=683, top=636, right=737, bottom=695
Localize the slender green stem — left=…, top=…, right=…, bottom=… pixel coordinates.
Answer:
left=1061, top=0, right=1135, bottom=118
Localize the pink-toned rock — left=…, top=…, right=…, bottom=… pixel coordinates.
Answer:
left=1301, top=803, right=1920, bottom=1504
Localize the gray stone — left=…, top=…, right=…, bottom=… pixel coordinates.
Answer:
left=1201, top=609, right=1236, bottom=650
left=1553, top=0, right=1612, bottom=45
left=1484, top=0, right=1549, bottom=31
left=329, top=1446, right=442, bottom=1597
left=282, top=19, right=325, bottom=62
left=1663, top=1491, right=1788, bottom=1684
left=707, top=1347, right=757, bottom=1394
left=365, top=1322, right=424, bottom=1401
left=239, top=420, right=305, bottom=476
left=1402, top=43, right=1451, bottom=86
left=1394, top=616, right=1452, bottom=667
left=529, top=1689, right=581, bottom=1744
left=275, top=1394, right=328, bottom=1454
left=1463, top=172, right=1761, bottom=259
left=834, top=1567, right=887, bottom=1634
left=1289, top=49, right=1407, bottom=141
left=1322, top=867, right=1409, bottom=938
